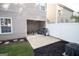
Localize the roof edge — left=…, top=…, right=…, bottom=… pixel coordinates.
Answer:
left=57, top=3, right=74, bottom=12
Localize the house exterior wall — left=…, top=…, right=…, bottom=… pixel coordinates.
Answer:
left=0, top=3, right=46, bottom=40
left=24, top=3, right=47, bottom=21
left=0, top=10, right=27, bottom=40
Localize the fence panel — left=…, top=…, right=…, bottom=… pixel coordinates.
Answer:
left=46, top=23, right=79, bottom=44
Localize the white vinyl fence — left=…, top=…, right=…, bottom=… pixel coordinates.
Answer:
left=46, top=23, right=79, bottom=44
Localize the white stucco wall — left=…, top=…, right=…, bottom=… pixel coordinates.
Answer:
left=46, top=23, right=79, bottom=44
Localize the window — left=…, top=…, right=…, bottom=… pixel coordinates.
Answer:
left=1, top=3, right=10, bottom=10
left=60, top=19, right=69, bottom=23
left=36, top=3, right=46, bottom=11
left=40, top=5, right=46, bottom=11
left=65, top=19, right=69, bottom=23
left=0, top=17, right=12, bottom=34
left=58, top=10, right=62, bottom=16
left=60, top=19, right=64, bottom=23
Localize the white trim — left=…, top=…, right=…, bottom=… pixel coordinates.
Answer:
left=56, top=4, right=58, bottom=23
left=0, top=17, right=13, bottom=34
left=0, top=25, right=1, bottom=34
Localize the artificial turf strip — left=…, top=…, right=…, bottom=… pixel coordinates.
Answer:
left=0, top=42, right=33, bottom=56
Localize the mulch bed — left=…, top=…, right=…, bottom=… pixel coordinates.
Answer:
left=0, top=37, right=27, bottom=45
left=34, top=40, right=68, bottom=56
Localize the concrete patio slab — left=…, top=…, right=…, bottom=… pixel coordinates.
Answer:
left=27, top=34, right=61, bottom=49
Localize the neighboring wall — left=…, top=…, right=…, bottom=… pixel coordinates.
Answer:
left=46, top=23, right=79, bottom=44
left=47, top=4, right=56, bottom=23
left=57, top=5, right=73, bottom=23
left=47, top=4, right=73, bottom=23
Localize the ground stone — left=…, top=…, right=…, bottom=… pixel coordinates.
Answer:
left=0, top=41, right=2, bottom=44
left=4, top=41, right=9, bottom=45
left=13, top=39, right=18, bottom=42
left=19, top=39, right=24, bottom=42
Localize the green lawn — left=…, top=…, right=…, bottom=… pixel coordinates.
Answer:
left=0, top=41, right=34, bottom=56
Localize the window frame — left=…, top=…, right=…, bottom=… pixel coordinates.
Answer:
left=0, top=17, right=13, bottom=34
left=36, top=3, right=46, bottom=12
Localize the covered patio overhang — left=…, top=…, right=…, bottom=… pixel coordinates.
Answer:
left=27, top=19, right=46, bottom=34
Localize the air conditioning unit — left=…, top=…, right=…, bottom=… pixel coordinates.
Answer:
left=65, top=43, right=79, bottom=56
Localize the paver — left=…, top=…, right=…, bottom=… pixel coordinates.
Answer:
left=27, top=34, right=61, bottom=49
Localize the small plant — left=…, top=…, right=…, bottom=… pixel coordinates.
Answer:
left=71, top=16, right=79, bottom=22
left=71, top=12, right=79, bottom=22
